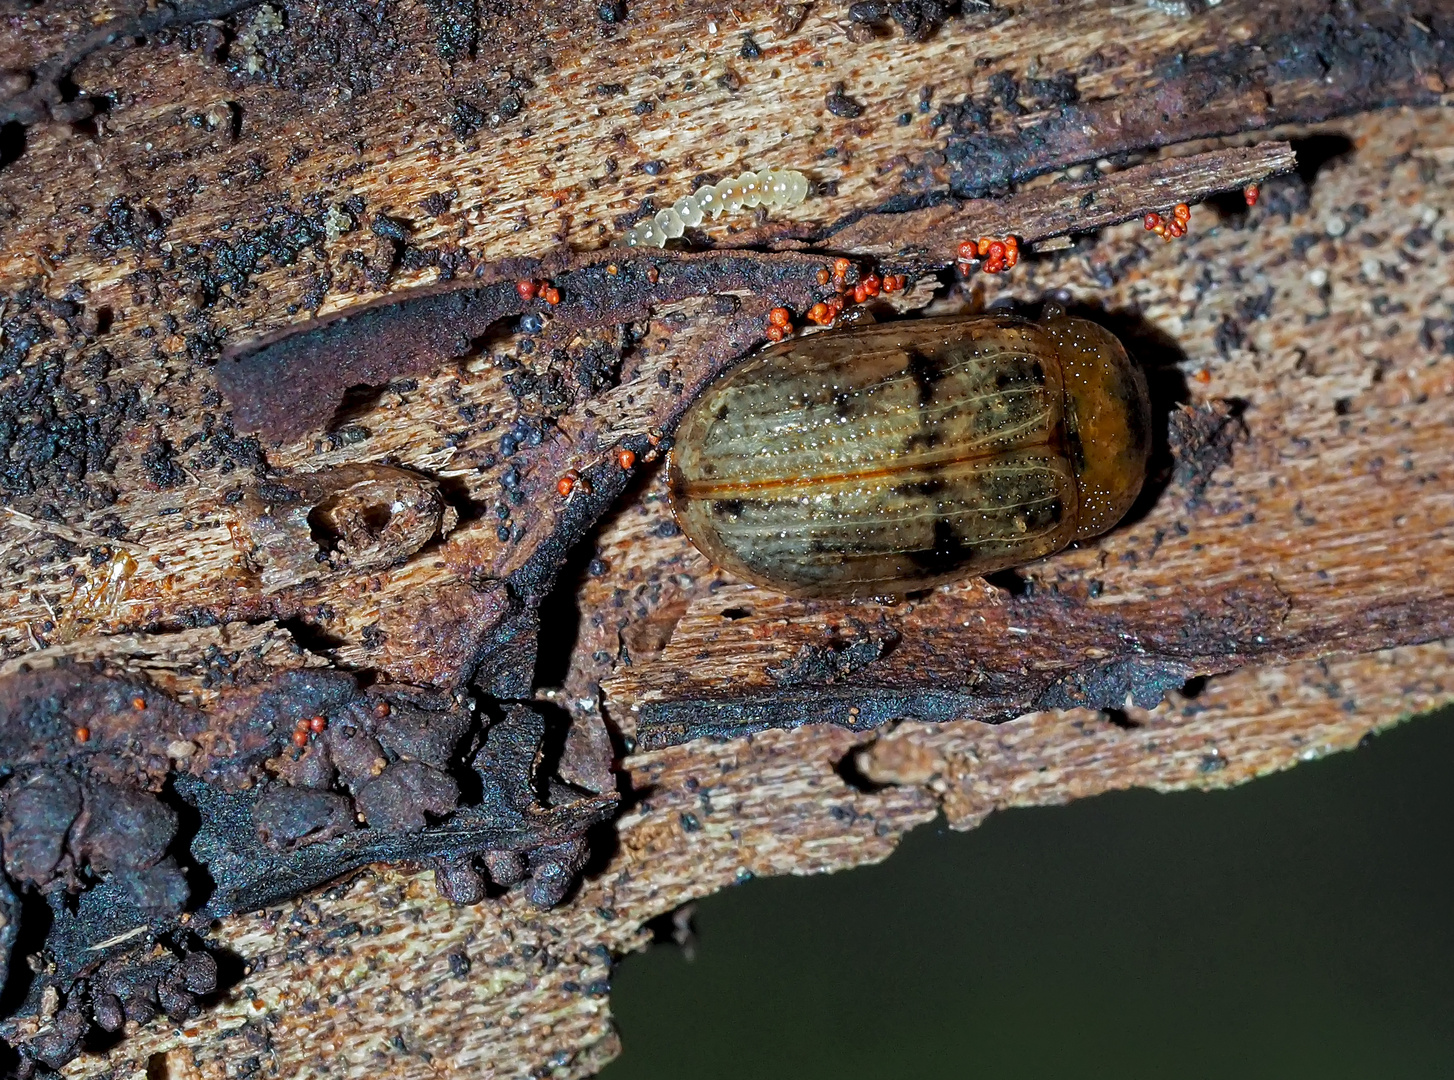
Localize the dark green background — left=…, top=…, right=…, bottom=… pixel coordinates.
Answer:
left=600, top=706, right=1454, bottom=1079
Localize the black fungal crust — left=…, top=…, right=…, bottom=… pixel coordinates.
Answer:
left=0, top=0, right=263, bottom=129
left=847, top=0, right=967, bottom=42
left=0, top=666, right=616, bottom=1073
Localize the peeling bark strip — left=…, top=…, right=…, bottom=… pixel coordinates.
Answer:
left=217, top=251, right=834, bottom=442
left=629, top=579, right=1454, bottom=751
left=934, top=7, right=1452, bottom=196
left=218, top=147, right=1293, bottom=443
left=825, top=144, right=1296, bottom=261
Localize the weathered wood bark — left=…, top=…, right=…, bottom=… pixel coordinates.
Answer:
left=0, top=1, right=1451, bottom=1077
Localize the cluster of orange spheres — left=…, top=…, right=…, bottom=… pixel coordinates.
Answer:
left=758, top=260, right=909, bottom=340
left=956, top=235, right=1020, bottom=274
left=766, top=306, right=794, bottom=342
left=516, top=279, right=562, bottom=304
left=292, top=713, right=328, bottom=748
left=1144, top=203, right=1192, bottom=242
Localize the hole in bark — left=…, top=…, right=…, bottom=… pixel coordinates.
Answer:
left=329, top=381, right=391, bottom=430
left=532, top=455, right=663, bottom=691
left=432, top=472, right=487, bottom=525
left=278, top=615, right=346, bottom=654
left=719, top=605, right=754, bottom=620
left=1290, top=132, right=1355, bottom=187
left=1102, top=708, right=1139, bottom=730
left=0, top=122, right=24, bottom=171
left=530, top=700, right=575, bottom=798
left=642, top=902, right=697, bottom=952
left=533, top=540, right=593, bottom=691
left=0, top=884, right=51, bottom=1024
left=983, top=569, right=1032, bottom=597
left=156, top=774, right=213, bottom=912
left=1180, top=674, right=1209, bottom=699
left=834, top=744, right=890, bottom=793
left=306, top=498, right=392, bottom=553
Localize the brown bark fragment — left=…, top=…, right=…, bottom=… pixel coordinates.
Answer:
left=0, top=1, right=1451, bottom=1075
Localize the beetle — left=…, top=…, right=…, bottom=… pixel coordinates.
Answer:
left=667, top=308, right=1151, bottom=598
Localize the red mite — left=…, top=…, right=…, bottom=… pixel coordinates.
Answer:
left=1244, top=183, right=1260, bottom=207
left=557, top=471, right=579, bottom=498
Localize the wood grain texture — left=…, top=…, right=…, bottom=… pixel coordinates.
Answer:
left=0, top=0, right=1451, bottom=1075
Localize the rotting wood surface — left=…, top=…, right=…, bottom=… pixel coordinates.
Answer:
left=0, top=1, right=1451, bottom=1077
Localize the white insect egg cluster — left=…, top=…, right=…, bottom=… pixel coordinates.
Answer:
left=623, top=168, right=810, bottom=247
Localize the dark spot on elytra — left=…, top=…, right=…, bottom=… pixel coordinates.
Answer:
left=713, top=498, right=746, bottom=519
left=904, top=517, right=974, bottom=574
left=904, top=347, right=948, bottom=407
left=904, top=428, right=943, bottom=453
left=906, top=476, right=947, bottom=498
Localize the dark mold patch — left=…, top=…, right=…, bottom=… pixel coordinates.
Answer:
left=181, top=204, right=329, bottom=308
left=848, top=0, right=994, bottom=42
left=1034, top=656, right=1197, bottom=712
left=766, top=626, right=900, bottom=687
left=426, top=0, right=479, bottom=61
left=635, top=686, right=994, bottom=750
left=1167, top=399, right=1248, bottom=509
left=222, top=0, right=404, bottom=99
left=0, top=335, right=143, bottom=508
left=0, top=0, right=262, bottom=129
left=0, top=667, right=616, bottom=1073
